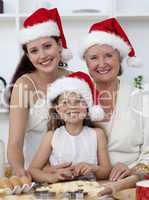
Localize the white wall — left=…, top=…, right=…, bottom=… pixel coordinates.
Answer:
left=118, top=19, right=149, bottom=83
left=1, top=18, right=149, bottom=160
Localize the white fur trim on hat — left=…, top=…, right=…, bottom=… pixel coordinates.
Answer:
left=47, top=77, right=92, bottom=105
left=19, top=20, right=60, bottom=44
left=79, top=31, right=131, bottom=59
left=47, top=77, right=104, bottom=121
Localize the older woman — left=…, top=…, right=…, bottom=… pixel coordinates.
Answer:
left=79, top=18, right=149, bottom=182
left=7, top=7, right=73, bottom=177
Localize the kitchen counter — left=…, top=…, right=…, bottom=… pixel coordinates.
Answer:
left=0, top=181, right=136, bottom=200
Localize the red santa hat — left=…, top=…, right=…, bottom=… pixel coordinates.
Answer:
left=80, top=18, right=141, bottom=68
left=19, top=8, right=72, bottom=62
left=47, top=71, right=104, bottom=121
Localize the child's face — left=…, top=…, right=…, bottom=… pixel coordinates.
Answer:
left=55, top=92, right=88, bottom=124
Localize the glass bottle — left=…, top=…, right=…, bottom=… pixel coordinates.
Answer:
left=0, top=0, right=4, bottom=13
left=0, top=139, right=5, bottom=177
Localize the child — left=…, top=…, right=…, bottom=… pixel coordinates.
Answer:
left=29, top=71, right=111, bottom=183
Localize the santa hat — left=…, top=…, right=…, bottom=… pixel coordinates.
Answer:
left=19, top=8, right=72, bottom=62
left=47, top=71, right=104, bottom=121
left=80, top=18, right=141, bottom=68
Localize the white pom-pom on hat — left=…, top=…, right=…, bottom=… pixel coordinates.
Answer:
left=89, top=105, right=105, bottom=121
left=127, top=56, right=142, bottom=68
left=121, top=56, right=142, bottom=69
left=61, top=48, right=73, bottom=63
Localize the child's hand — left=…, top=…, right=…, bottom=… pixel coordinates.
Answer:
left=47, top=167, right=73, bottom=183
left=48, top=172, right=65, bottom=183
left=56, top=167, right=74, bottom=180
left=72, top=162, right=97, bottom=176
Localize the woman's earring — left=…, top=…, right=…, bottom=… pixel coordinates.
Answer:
left=61, top=119, right=65, bottom=125
left=59, top=49, right=62, bottom=54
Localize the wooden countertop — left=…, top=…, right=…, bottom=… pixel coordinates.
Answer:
left=0, top=189, right=136, bottom=200
left=0, top=183, right=136, bottom=200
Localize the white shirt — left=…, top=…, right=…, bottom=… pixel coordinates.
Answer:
left=101, top=79, right=149, bottom=168
left=49, top=126, right=98, bottom=165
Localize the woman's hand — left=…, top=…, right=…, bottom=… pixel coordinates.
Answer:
left=15, top=167, right=32, bottom=182
left=109, top=162, right=131, bottom=181
left=98, top=186, right=113, bottom=197
left=72, top=162, right=97, bottom=176
left=98, top=182, right=116, bottom=197
left=15, top=167, right=26, bottom=177
left=98, top=182, right=118, bottom=197
left=43, top=162, right=72, bottom=173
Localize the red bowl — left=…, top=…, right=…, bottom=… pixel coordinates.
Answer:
left=144, top=175, right=149, bottom=180
left=136, top=180, right=149, bottom=200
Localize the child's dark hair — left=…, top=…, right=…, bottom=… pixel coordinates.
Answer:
left=47, top=95, right=94, bottom=131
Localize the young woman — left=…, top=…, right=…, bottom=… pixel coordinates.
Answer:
left=29, top=72, right=111, bottom=183
left=7, top=8, right=72, bottom=177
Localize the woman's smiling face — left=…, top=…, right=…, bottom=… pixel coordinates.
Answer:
left=26, top=36, right=61, bottom=73
left=84, top=44, right=121, bottom=83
